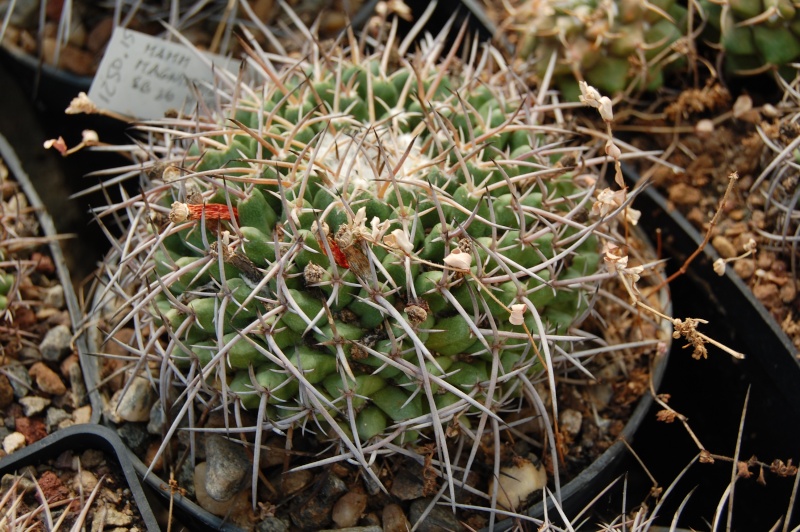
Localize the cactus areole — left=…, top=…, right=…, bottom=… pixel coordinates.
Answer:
left=94, top=34, right=664, bottom=520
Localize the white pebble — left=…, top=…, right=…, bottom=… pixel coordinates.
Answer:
left=3, top=432, right=27, bottom=454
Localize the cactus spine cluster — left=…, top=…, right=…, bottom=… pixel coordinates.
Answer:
left=91, top=28, right=661, bottom=520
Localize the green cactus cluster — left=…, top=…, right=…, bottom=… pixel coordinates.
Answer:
left=91, top=33, right=657, bottom=513
left=0, top=268, right=13, bottom=311
left=699, top=0, right=800, bottom=77
left=494, top=0, right=689, bottom=99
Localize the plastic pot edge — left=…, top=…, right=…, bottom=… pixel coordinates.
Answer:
left=0, top=422, right=160, bottom=531
left=623, top=166, right=800, bottom=415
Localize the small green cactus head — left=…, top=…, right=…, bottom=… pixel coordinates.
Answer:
left=699, top=0, right=800, bottom=77
left=93, top=31, right=662, bottom=512
left=501, top=0, right=689, bottom=99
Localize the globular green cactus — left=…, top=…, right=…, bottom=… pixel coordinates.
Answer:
left=490, top=0, right=689, bottom=99
left=699, top=0, right=800, bottom=77
left=90, top=29, right=664, bottom=522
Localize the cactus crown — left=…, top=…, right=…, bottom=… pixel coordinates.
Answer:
left=91, top=26, right=664, bottom=524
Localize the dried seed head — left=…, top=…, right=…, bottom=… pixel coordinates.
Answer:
left=82, top=130, right=99, bottom=144
left=65, top=92, right=98, bottom=115
left=443, top=248, right=472, bottom=270
left=169, top=202, right=190, bottom=223
left=163, top=166, right=182, bottom=183
left=304, top=262, right=327, bottom=285
left=404, top=304, right=428, bottom=324
left=713, top=258, right=726, bottom=276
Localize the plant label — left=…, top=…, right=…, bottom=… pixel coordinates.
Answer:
left=89, top=28, right=236, bottom=119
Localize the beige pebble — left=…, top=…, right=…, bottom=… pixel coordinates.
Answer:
left=3, top=432, right=27, bottom=454
left=74, top=470, right=99, bottom=492
left=332, top=491, right=368, bottom=528
left=733, top=259, right=756, bottom=279
left=781, top=282, right=797, bottom=304
left=489, top=459, right=547, bottom=511
left=712, top=235, right=737, bottom=259
left=72, top=405, right=93, bottom=425
left=0, top=374, right=13, bottom=408
left=382, top=503, right=410, bottom=532
left=668, top=183, right=702, bottom=206
left=29, top=362, right=66, bottom=395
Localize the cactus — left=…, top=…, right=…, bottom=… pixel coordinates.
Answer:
left=698, top=0, right=800, bottom=77
left=488, top=0, right=689, bottom=99
left=88, top=26, right=666, bottom=525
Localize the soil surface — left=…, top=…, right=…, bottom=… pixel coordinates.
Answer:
left=619, top=82, right=800, bottom=354
left=1, top=447, right=148, bottom=530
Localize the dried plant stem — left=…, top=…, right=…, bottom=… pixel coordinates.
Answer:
left=649, top=171, right=739, bottom=294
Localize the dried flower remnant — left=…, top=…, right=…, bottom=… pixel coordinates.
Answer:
left=443, top=248, right=472, bottom=271
left=713, top=238, right=758, bottom=277
left=672, top=317, right=709, bottom=360
left=168, top=202, right=239, bottom=223
left=509, top=304, right=526, bottom=325
left=656, top=409, right=678, bottom=423
left=770, top=459, right=798, bottom=477
left=384, top=229, right=413, bottom=254
left=43, top=137, right=69, bottom=156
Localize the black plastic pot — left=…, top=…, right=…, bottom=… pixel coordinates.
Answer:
left=624, top=167, right=800, bottom=417
left=0, top=423, right=160, bottom=530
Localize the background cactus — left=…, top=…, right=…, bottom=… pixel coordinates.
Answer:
left=88, top=23, right=666, bottom=526
left=698, top=0, right=800, bottom=78
left=480, top=0, right=690, bottom=99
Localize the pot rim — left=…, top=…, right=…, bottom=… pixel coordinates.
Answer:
left=0, top=422, right=160, bottom=531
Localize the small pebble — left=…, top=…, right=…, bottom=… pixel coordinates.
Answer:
left=205, top=434, right=252, bottom=501
left=256, top=516, right=291, bottom=532
left=3, top=432, right=26, bottom=453
left=104, top=506, right=133, bottom=526
left=29, top=362, right=66, bottom=395
left=72, top=405, right=92, bottom=424
left=19, top=396, right=51, bottom=416
left=45, top=408, right=71, bottom=432
left=43, top=285, right=64, bottom=308
left=19, top=347, right=41, bottom=361
left=16, top=417, right=47, bottom=444
left=147, top=401, right=165, bottom=435
left=389, top=466, right=425, bottom=501
left=117, top=423, right=149, bottom=456
left=290, top=474, right=347, bottom=530
left=1, top=472, right=35, bottom=494
left=39, top=324, right=72, bottom=362
left=408, top=498, right=461, bottom=532
left=6, top=364, right=32, bottom=398
left=80, top=449, right=105, bottom=469
left=331, top=491, right=368, bottom=528
left=194, top=462, right=252, bottom=523
left=73, top=470, right=98, bottom=492
left=712, top=235, right=737, bottom=259
left=281, top=470, right=314, bottom=496
left=488, top=459, right=547, bottom=512
left=0, top=374, right=14, bottom=407
left=116, top=375, right=155, bottom=422
left=561, top=409, right=583, bottom=438
left=61, top=354, right=87, bottom=408
left=668, top=183, right=702, bottom=206
left=382, top=503, right=410, bottom=532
